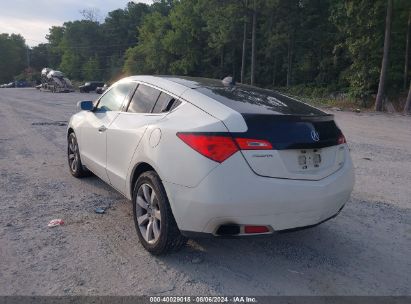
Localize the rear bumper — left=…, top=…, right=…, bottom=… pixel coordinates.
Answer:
left=180, top=205, right=345, bottom=238
left=164, top=152, right=355, bottom=235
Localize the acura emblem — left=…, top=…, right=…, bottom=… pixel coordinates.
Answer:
left=311, top=130, right=320, bottom=141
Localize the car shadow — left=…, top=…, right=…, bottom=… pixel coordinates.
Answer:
left=65, top=173, right=410, bottom=295
left=152, top=200, right=410, bottom=295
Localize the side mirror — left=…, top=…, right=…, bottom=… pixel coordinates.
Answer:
left=77, top=100, right=94, bottom=111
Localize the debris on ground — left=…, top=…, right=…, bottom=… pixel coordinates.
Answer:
left=47, top=219, right=64, bottom=228
left=94, top=207, right=106, bottom=214
left=362, top=157, right=372, bottom=161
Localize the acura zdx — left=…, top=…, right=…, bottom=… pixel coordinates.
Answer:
left=67, top=76, right=355, bottom=254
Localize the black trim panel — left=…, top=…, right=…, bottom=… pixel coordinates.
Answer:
left=232, top=114, right=343, bottom=150
left=277, top=204, right=345, bottom=233
left=177, top=114, right=343, bottom=151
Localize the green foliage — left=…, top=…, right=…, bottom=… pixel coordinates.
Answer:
left=330, top=0, right=386, bottom=98
left=82, top=56, right=101, bottom=80
left=57, top=20, right=103, bottom=79
left=45, top=26, right=65, bottom=67
left=0, top=34, right=26, bottom=83
left=1, top=0, right=410, bottom=104
left=30, top=44, right=50, bottom=70
left=123, top=12, right=172, bottom=75
left=42, top=3, right=150, bottom=81
left=163, top=0, right=207, bottom=74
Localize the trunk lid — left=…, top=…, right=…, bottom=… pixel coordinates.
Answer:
left=234, top=114, right=347, bottom=180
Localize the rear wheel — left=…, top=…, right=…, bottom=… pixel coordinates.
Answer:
left=67, top=132, right=88, bottom=178
left=133, top=171, right=186, bottom=255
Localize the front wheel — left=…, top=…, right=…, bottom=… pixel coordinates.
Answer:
left=133, top=171, right=186, bottom=255
left=67, top=132, right=89, bottom=178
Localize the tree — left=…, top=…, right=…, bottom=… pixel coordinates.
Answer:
left=55, top=20, right=104, bottom=79
left=404, top=81, right=411, bottom=113
left=83, top=56, right=101, bottom=80
left=0, top=34, right=27, bottom=83
left=102, top=2, right=150, bottom=79
left=3, top=0, right=411, bottom=108
left=123, top=12, right=172, bottom=75
left=80, top=8, right=101, bottom=22
left=375, top=0, right=393, bottom=111
left=30, top=44, right=50, bottom=70
left=103, top=2, right=149, bottom=49
left=404, top=10, right=411, bottom=90
left=331, top=1, right=386, bottom=100
left=150, top=0, right=174, bottom=16
left=201, top=0, right=243, bottom=78
left=250, top=0, right=257, bottom=85
left=240, top=0, right=248, bottom=84
left=162, top=0, right=207, bottom=75
left=46, top=26, right=65, bottom=68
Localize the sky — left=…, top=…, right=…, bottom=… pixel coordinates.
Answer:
left=0, top=0, right=153, bottom=47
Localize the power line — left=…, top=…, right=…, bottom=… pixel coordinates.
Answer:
left=26, top=38, right=137, bottom=50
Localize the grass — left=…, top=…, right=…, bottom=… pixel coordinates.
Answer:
left=273, top=85, right=361, bottom=110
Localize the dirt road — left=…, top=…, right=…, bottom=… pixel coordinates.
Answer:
left=0, top=88, right=410, bottom=295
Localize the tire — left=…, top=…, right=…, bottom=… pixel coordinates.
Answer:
left=133, top=171, right=187, bottom=255
left=67, top=132, right=89, bottom=178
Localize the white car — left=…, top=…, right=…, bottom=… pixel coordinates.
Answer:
left=67, top=76, right=354, bottom=255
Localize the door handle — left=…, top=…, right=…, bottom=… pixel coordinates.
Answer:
left=98, top=125, right=107, bottom=132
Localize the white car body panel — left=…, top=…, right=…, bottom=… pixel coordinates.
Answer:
left=179, top=88, right=248, bottom=132
left=78, top=111, right=119, bottom=182
left=241, top=145, right=347, bottom=180
left=106, top=112, right=164, bottom=194
left=164, top=150, right=354, bottom=233
left=68, top=75, right=355, bottom=236
left=124, top=102, right=229, bottom=199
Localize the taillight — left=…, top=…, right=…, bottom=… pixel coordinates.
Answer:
left=177, top=133, right=238, bottom=163
left=235, top=138, right=273, bottom=150
left=177, top=133, right=273, bottom=163
left=338, top=133, right=346, bottom=144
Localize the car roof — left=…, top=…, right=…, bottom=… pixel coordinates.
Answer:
left=161, top=76, right=325, bottom=116
left=124, top=75, right=326, bottom=116
left=125, top=75, right=228, bottom=89
left=158, top=76, right=226, bottom=88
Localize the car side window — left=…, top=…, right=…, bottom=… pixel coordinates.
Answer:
left=152, top=92, right=183, bottom=113
left=152, top=92, right=173, bottom=113
left=128, top=84, right=161, bottom=113
left=96, top=82, right=132, bottom=112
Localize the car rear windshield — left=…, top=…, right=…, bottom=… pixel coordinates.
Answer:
left=195, top=85, right=325, bottom=115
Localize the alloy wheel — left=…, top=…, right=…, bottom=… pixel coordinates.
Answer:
left=68, top=135, right=79, bottom=173
left=135, top=183, right=161, bottom=244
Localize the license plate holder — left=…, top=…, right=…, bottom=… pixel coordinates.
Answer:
left=298, top=149, right=321, bottom=170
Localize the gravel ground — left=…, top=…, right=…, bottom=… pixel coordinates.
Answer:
left=0, top=88, right=410, bottom=296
